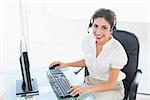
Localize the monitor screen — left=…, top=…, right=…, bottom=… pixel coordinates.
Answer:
left=20, top=51, right=32, bottom=91
left=16, top=37, right=39, bottom=95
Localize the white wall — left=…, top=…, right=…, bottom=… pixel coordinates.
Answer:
left=1, top=0, right=149, bottom=94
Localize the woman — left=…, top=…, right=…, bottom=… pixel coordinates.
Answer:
left=49, top=8, right=127, bottom=100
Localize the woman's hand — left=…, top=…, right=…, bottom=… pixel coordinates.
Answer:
left=70, top=85, right=93, bottom=97
left=49, top=61, right=68, bottom=69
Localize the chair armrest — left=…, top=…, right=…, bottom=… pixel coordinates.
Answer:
left=128, top=69, right=142, bottom=100
left=84, top=67, right=89, bottom=77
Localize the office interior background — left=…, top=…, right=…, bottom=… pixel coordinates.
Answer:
left=0, top=0, right=150, bottom=99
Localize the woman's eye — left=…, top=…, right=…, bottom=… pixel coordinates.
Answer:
left=93, top=24, right=98, bottom=28
left=102, top=27, right=107, bottom=30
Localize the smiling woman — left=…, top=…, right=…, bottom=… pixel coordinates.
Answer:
left=1, top=0, right=149, bottom=99
left=50, top=8, right=128, bottom=100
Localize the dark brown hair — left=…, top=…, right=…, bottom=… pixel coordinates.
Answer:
left=88, top=8, right=117, bottom=31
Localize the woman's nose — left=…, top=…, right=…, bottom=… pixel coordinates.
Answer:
left=93, top=27, right=102, bottom=32
left=94, top=28, right=102, bottom=34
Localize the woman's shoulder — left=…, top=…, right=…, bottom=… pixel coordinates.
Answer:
left=111, top=37, right=125, bottom=50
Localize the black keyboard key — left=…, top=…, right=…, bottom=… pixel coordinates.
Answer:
left=47, top=69, right=76, bottom=98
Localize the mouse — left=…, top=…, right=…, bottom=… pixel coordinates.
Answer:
left=49, top=64, right=60, bottom=69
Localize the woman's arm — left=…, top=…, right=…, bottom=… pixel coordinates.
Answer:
left=91, top=68, right=120, bottom=92
left=70, top=68, right=121, bottom=96
left=49, top=59, right=86, bottom=68
left=65, top=59, right=86, bottom=67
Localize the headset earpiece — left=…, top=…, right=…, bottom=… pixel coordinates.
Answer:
left=112, top=14, right=117, bottom=31
left=111, top=20, right=115, bottom=31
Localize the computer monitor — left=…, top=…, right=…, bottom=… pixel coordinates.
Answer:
left=16, top=37, right=39, bottom=96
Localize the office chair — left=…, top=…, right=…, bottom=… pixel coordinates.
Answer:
left=84, top=29, right=142, bottom=100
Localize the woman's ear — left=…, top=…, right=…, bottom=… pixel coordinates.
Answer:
left=110, top=29, right=113, bottom=34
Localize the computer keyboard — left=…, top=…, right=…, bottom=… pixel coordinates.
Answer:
left=47, top=69, right=78, bottom=98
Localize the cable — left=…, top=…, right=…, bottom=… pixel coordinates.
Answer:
left=74, top=67, right=84, bottom=75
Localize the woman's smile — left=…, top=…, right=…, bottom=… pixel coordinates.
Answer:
left=95, top=34, right=104, bottom=40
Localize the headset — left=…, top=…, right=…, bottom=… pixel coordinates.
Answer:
left=87, top=16, right=117, bottom=33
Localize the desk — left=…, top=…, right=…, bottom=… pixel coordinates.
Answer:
left=3, top=67, right=94, bottom=100
left=3, top=67, right=56, bottom=100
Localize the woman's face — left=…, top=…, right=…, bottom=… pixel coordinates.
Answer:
left=92, top=17, right=112, bottom=44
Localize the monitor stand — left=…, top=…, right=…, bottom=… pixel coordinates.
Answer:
left=16, top=78, right=39, bottom=96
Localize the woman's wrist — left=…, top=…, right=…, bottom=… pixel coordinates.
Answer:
left=64, top=63, right=70, bottom=67
left=88, top=85, right=97, bottom=93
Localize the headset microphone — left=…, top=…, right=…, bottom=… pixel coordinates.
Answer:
left=87, top=18, right=93, bottom=33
